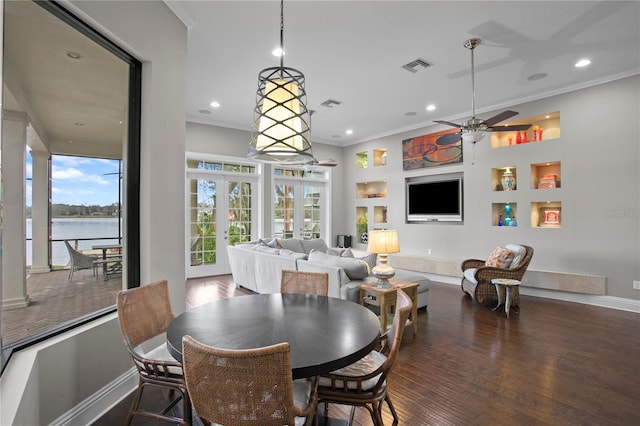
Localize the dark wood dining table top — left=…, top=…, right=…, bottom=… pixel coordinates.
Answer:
left=167, top=293, right=381, bottom=379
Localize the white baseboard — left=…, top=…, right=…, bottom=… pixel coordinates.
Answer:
left=50, top=368, right=137, bottom=426
left=427, top=273, right=640, bottom=313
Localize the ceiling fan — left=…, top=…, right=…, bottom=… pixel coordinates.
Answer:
left=434, top=38, right=532, bottom=146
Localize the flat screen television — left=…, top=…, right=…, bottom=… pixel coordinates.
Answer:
left=406, top=173, right=463, bottom=222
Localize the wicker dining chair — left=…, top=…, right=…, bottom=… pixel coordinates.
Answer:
left=281, top=269, right=329, bottom=296
left=64, top=240, right=98, bottom=280
left=116, top=280, right=191, bottom=425
left=317, top=289, right=413, bottom=426
left=182, top=336, right=319, bottom=426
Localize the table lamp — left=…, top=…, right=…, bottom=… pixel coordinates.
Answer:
left=367, top=229, right=400, bottom=288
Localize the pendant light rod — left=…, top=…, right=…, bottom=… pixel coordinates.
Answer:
left=279, top=0, right=284, bottom=68
left=464, top=38, right=480, bottom=119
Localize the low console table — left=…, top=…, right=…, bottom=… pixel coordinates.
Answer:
left=359, top=280, right=418, bottom=335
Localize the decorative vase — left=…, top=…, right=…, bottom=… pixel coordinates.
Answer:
left=501, top=168, right=516, bottom=191
left=532, top=125, right=539, bottom=141
left=498, top=214, right=503, bottom=226
left=504, top=204, right=512, bottom=226
left=515, top=131, right=522, bottom=144
left=538, top=128, right=544, bottom=141
left=523, top=131, right=530, bottom=143
left=507, top=134, right=514, bottom=146
left=510, top=216, right=518, bottom=227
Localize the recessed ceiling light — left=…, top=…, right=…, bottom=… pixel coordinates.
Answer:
left=198, top=109, right=212, bottom=114
left=210, top=101, right=220, bottom=108
left=331, top=135, right=341, bottom=138
left=575, top=59, right=591, bottom=68
left=405, top=111, right=417, bottom=116
left=426, top=104, right=436, bottom=111
left=65, top=51, right=82, bottom=60
left=527, top=72, right=547, bottom=81
left=345, top=129, right=353, bottom=135
left=272, top=48, right=285, bottom=57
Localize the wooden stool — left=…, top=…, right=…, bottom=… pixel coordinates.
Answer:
left=491, top=278, right=521, bottom=318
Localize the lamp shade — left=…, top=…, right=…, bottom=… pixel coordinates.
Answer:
left=367, top=229, right=400, bottom=255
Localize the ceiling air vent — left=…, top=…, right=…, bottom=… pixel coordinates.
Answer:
left=402, top=58, right=432, bottom=73
left=320, top=99, right=342, bottom=108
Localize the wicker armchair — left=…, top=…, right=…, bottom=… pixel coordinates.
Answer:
left=116, top=280, right=191, bottom=425
left=317, top=289, right=413, bottom=426
left=281, top=269, right=329, bottom=296
left=64, top=240, right=98, bottom=280
left=182, top=336, right=319, bottom=426
left=461, top=245, right=534, bottom=305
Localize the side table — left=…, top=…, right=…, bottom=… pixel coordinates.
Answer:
left=491, top=278, right=521, bottom=318
left=359, top=280, right=418, bottom=335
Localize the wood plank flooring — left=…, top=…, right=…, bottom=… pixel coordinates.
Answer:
left=95, top=275, right=640, bottom=425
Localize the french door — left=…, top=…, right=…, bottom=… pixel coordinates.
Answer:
left=186, top=164, right=259, bottom=278
left=274, top=171, right=327, bottom=240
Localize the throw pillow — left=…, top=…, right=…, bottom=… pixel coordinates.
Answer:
left=277, top=238, right=304, bottom=253
left=255, top=245, right=280, bottom=255
left=300, top=238, right=329, bottom=254
left=259, top=238, right=280, bottom=249
left=358, top=253, right=378, bottom=275
left=505, top=244, right=527, bottom=269
left=485, top=247, right=514, bottom=269
left=341, top=248, right=354, bottom=258
left=326, top=247, right=346, bottom=256
left=279, top=249, right=308, bottom=259
left=307, top=250, right=369, bottom=280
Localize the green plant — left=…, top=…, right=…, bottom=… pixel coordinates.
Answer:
left=356, top=215, right=368, bottom=237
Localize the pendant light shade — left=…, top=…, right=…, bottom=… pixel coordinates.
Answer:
left=248, top=0, right=313, bottom=164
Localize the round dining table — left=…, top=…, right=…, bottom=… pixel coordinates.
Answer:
left=167, top=293, right=381, bottom=379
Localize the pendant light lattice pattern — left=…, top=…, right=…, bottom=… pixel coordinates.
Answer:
left=250, top=66, right=312, bottom=163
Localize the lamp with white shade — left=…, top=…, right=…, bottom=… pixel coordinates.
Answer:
left=367, top=229, right=400, bottom=288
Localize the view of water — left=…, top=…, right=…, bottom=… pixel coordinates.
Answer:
left=26, top=217, right=121, bottom=266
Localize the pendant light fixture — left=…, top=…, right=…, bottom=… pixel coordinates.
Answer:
left=248, top=0, right=313, bottom=164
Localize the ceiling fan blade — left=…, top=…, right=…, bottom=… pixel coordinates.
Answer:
left=434, top=120, right=462, bottom=129
left=490, top=124, right=532, bottom=132
left=483, top=110, right=519, bottom=127
left=436, top=132, right=462, bottom=146
left=316, top=158, right=338, bottom=167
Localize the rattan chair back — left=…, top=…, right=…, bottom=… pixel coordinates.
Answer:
left=117, top=280, right=191, bottom=425
left=317, top=289, right=413, bottom=426
left=281, top=269, right=329, bottom=296
left=182, top=336, right=318, bottom=426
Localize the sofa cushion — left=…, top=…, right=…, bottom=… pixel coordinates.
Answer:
left=505, top=244, right=526, bottom=269
left=358, top=253, right=378, bottom=275
left=308, top=250, right=369, bottom=280
left=277, top=238, right=305, bottom=253
left=341, top=248, right=354, bottom=258
left=255, top=245, right=280, bottom=255
left=279, top=248, right=308, bottom=260
left=235, top=243, right=260, bottom=250
left=300, top=239, right=329, bottom=254
left=485, top=247, right=514, bottom=269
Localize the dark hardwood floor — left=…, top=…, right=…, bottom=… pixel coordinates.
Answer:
left=95, top=275, right=640, bottom=425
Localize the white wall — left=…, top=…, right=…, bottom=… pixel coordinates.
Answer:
left=343, top=76, right=640, bottom=300
left=0, top=1, right=188, bottom=424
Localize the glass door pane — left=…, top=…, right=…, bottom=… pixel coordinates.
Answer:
left=227, top=181, right=253, bottom=245
left=302, top=185, right=321, bottom=239
left=189, top=179, right=217, bottom=268
left=274, top=183, right=295, bottom=239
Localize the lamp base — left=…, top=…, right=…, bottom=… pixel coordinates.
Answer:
left=372, top=264, right=395, bottom=289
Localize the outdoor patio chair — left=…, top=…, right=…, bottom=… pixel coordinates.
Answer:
left=64, top=240, right=98, bottom=281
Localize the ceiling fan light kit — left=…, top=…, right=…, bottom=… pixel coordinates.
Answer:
left=434, top=38, right=532, bottom=146
left=248, top=0, right=314, bottom=164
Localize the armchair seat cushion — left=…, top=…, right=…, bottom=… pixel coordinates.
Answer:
left=141, top=341, right=183, bottom=376
left=463, top=268, right=478, bottom=285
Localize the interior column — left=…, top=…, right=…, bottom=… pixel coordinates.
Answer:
left=1, top=110, right=30, bottom=309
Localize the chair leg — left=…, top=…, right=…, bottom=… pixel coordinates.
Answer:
left=385, top=394, right=399, bottom=425
left=126, top=382, right=145, bottom=425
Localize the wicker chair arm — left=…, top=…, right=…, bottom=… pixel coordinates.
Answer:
left=321, top=363, right=386, bottom=393
left=461, top=258, right=486, bottom=271
left=474, top=265, right=521, bottom=282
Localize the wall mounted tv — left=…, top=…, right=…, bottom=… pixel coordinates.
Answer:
left=406, top=172, right=463, bottom=223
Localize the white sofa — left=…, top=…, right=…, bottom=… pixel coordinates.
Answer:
left=227, top=238, right=430, bottom=308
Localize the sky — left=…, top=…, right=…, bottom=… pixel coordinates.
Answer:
left=26, top=152, right=121, bottom=207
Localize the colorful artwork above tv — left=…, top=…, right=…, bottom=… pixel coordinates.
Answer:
left=402, top=128, right=462, bottom=170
